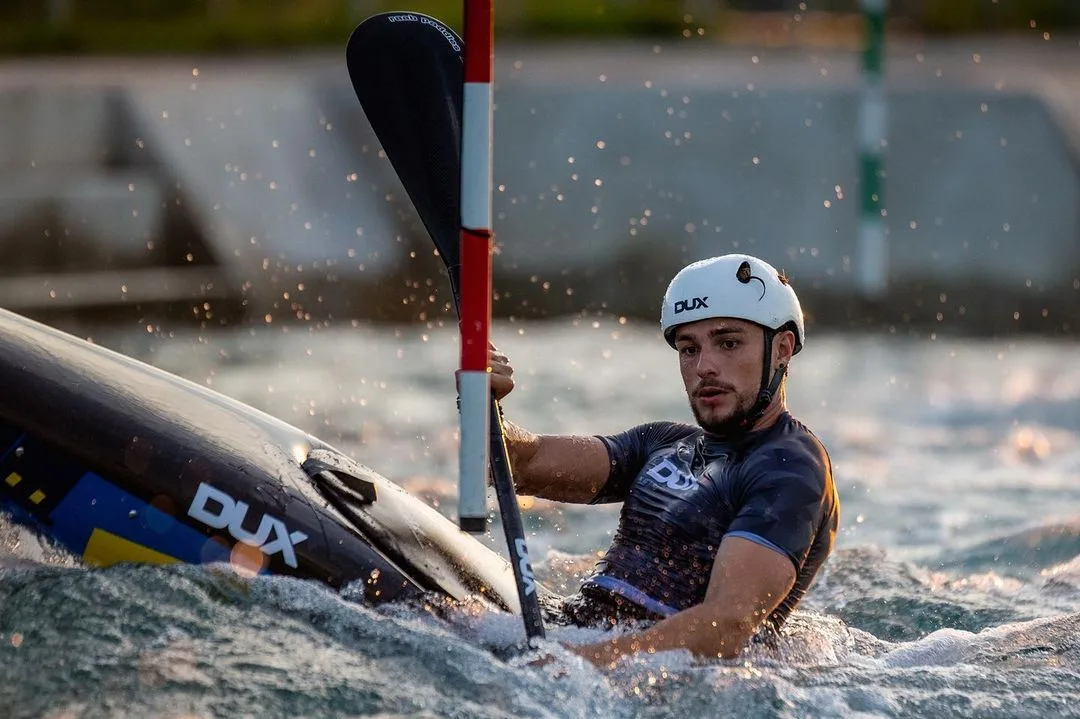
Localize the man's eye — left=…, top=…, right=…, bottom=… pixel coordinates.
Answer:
left=721, top=340, right=739, bottom=350
left=678, top=345, right=697, bottom=357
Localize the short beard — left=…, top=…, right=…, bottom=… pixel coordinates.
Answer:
left=689, top=388, right=759, bottom=437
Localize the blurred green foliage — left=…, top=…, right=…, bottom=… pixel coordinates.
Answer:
left=0, top=0, right=1077, bottom=55
left=913, top=0, right=1080, bottom=34
left=725, top=0, right=1080, bottom=31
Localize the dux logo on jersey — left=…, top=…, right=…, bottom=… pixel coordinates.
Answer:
left=645, top=458, right=696, bottom=491
left=187, top=482, right=308, bottom=568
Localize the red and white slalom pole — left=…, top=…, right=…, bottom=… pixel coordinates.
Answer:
left=457, top=0, right=494, bottom=533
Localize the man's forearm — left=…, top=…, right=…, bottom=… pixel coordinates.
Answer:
left=568, top=604, right=759, bottom=668
left=498, top=418, right=541, bottom=493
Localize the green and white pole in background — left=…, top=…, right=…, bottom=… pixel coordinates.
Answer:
left=856, top=0, right=888, bottom=299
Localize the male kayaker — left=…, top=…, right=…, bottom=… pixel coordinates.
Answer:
left=488, top=254, right=840, bottom=668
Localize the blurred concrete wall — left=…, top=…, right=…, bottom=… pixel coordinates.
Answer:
left=486, top=86, right=1080, bottom=333
left=0, top=87, right=163, bottom=271
left=126, top=79, right=407, bottom=278
left=492, top=86, right=1080, bottom=284
left=0, top=40, right=1078, bottom=333
left=0, top=74, right=409, bottom=317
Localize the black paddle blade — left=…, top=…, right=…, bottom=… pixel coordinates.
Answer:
left=346, top=13, right=464, bottom=293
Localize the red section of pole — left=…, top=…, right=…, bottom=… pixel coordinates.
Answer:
left=459, top=228, right=492, bottom=371
left=459, top=0, right=494, bottom=373
left=463, top=0, right=493, bottom=84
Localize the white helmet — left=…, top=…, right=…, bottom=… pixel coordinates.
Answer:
left=661, top=254, right=804, bottom=352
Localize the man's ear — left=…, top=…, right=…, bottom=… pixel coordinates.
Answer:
left=774, top=330, right=796, bottom=367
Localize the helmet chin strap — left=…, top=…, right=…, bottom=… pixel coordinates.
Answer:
left=738, top=330, right=787, bottom=430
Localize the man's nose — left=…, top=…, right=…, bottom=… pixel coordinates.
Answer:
left=694, top=346, right=722, bottom=378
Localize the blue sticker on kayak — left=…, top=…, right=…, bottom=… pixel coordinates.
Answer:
left=48, top=472, right=230, bottom=566
left=0, top=427, right=230, bottom=568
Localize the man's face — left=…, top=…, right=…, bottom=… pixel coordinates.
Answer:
left=673, top=317, right=768, bottom=435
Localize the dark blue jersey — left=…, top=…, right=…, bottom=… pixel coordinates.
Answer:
left=583, top=412, right=838, bottom=632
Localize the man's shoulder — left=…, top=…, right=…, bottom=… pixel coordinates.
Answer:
left=604, top=420, right=700, bottom=446
left=596, top=420, right=701, bottom=464
left=741, top=413, right=832, bottom=484
left=762, top=412, right=829, bottom=457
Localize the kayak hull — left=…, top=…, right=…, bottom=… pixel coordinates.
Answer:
left=0, top=309, right=521, bottom=614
